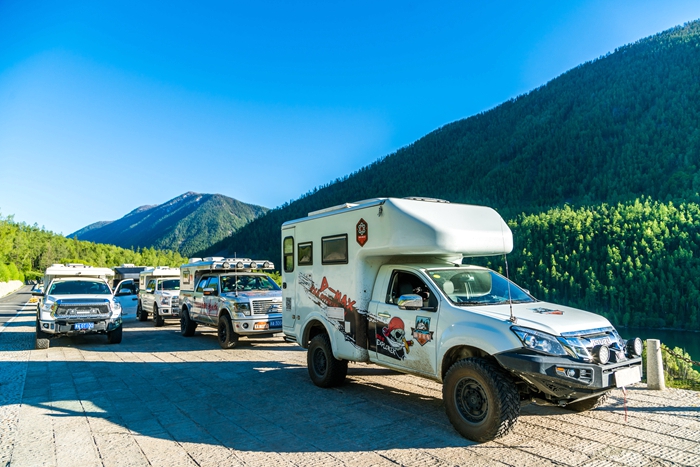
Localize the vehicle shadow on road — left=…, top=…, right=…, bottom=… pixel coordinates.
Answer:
left=16, top=355, right=476, bottom=452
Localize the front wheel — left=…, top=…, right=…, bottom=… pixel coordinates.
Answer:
left=443, top=358, right=520, bottom=443
left=218, top=314, right=239, bottom=349
left=564, top=392, right=610, bottom=412
left=107, top=325, right=123, bottom=344
left=153, top=304, right=164, bottom=327
left=307, top=333, right=348, bottom=388
left=35, top=319, right=50, bottom=349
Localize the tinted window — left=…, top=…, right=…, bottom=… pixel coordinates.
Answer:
left=195, top=276, right=209, bottom=293
left=322, top=235, right=348, bottom=264
left=159, top=279, right=180, bottom=290
left=283, top=236, right=294, bottom=272
left=298, top=242, right=313, bottom=265
left=49, top=280, right=111, bottom=295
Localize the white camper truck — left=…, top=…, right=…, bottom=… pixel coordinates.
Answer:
left=179, top=258, right=283, bottom=349
left=33, top=264, right=125, bottom=349
left=138, top=266, right=181, bottom=326
left=281, top=198, right=643, bottom=442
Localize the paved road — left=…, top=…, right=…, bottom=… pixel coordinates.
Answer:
left=1, top=290, right=699, bottom=467
left=0, top=285, right=33, bottom=328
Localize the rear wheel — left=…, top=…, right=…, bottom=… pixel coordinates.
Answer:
left=153, top=304, right=164, bottom=327
left=218, top=314, right=238, bottom=349
left=137, top=302, right=148, bottom=321
left=180, top=308, right=197, bottom=337
left=565, top=392, right=610, bottom=412
left=307, top=333, right=348, bottom=388
left=35, top=319, right=50, bottom=349
left=443, top=358, right=520, bottom=442
left=107, top=325, right=123, bottom=344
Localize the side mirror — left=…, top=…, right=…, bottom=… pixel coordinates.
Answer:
left=203, top=287, right=216, bottom=296
left=116, top=289, right=132, bottom=296
left=146, top=288, right=154, bottom=294
left=32, top=291, right=44, bottom=297
left=398, top=294, right=423, bottom=310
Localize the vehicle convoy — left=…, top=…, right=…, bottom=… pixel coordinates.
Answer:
left=138, top=266, right=181, bottom=326
left=281, top=197, right=643, bottom=442
left=33, top=264, right=126, bottom=349
left=179, top=258, right=283, bottom=349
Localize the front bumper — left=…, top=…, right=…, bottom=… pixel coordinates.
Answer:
left=495, top=349, right=642, bottom=401
left=156, top=307, right=180, bottom=318
left=39, top=317, right=122, bottom=336
left=232, top=314, right=283, bottom=336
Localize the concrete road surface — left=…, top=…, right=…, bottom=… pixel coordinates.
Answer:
left=1, top=289, right=699, bottom=466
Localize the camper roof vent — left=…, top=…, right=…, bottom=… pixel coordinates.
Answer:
left=308, top=203, right=358, bottom=217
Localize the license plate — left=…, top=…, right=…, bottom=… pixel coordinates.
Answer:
left=269, top=319, right=282, bottom=328
left=254, top=322, right=269, bottom=330
left=588, top=336, right=612, bottom=346
left=614, top=366, right=641, bottom=387
left=74, top=322, right=94, bottom=331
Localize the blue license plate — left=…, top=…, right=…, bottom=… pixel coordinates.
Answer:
left=269, top=319, right=282, bottom=328
left=74, top=322, right=94, bottom=331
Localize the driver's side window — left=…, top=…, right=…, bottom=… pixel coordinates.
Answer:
left=386, top=271, right=437, bottom=309
left=196, top=276, right=210, bottom=293
left=146, top=279, right=156, bottom=291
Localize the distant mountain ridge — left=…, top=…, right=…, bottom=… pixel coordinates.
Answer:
left=70, top=192, right=267, bottom=256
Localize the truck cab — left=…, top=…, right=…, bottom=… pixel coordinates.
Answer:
left=34, top=263, right=125, bottom=349
left=179, top=257, right=283, bottom=349
left=282, top=198, right=643, bottom=443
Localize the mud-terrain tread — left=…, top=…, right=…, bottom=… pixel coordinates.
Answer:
left=181, top=308, right=197, bottom=337
left=307, top=333, right=347, bottom=388
left=565, top=391, right=610, bottom=412
left=218, top=314, right=238, bottom=349
left=35, top=319, right=50, bottom=349
left=443, top=358, right=520, bottom=443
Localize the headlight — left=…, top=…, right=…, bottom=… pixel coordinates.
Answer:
left=235, top=303, right=251, bottom=316
left=160, top=297, right=170, bottom=305
left=512, top=326, right=568, bottom=356
left=112, top=301, right=122, bottom=312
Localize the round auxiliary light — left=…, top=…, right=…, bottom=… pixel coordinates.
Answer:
left=236, top=261, right=244, bottom=269
left=593, top=345, right=610, bottom=365
left=627, top=337, right=643, bottom=357
left=222, top=262, right=230, bottom=269
left=263, top=261, right=271, bottom=269
left=249, top=261, right=257, bottom=269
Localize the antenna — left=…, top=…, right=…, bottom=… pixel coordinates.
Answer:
left=500, top=221, right=517, bottom=324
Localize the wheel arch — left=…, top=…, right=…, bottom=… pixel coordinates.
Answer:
left=441, top=345, right=498, bottom=381
left=301, top=318, right=333, bottom=350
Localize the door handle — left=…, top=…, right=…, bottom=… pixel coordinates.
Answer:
left=378, top=312, right=391, bottom=318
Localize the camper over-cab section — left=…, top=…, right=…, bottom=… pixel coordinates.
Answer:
left=281, top=197, right=643, bottom=443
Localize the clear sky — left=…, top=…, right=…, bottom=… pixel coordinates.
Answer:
left=2, top=0, right=700, bottom=235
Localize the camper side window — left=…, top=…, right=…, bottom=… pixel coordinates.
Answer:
left=298, top=242, right=313, bottom=265
left=322, top=234, right=348, bottom=264
left=387, top=271, right=437, bottom=309
left=283, top=237, right=294, bottom=273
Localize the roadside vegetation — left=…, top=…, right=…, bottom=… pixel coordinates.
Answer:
left=0, top=214, right=186, bottom=281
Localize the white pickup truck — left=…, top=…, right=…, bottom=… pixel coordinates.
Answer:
left=34, top=264, right=125, bottom=349
left=137, top=267, right=181, bottom=327
left=281, top=198, right=643, bottom=442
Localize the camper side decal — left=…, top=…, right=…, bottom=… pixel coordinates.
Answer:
left=376, top=316, right=413, bottom=360
left=299, top=273, right=366, bottom=348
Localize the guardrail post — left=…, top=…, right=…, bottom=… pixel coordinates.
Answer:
left=646, top=339, right=665, bottom=390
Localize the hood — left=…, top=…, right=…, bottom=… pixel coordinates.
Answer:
left=221, top=290, right=282, bottom=300
left=46, top=294, right=114, bottom=303
left=456, top=301, right=612, bottom=335
left=160, top=290, right=181, bottom=297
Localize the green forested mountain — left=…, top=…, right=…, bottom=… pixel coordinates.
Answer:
left=201, top=21, right=700, bottom=329
left=0, top=215, right=186, bottom=281
left=70, top=192, right=267, bottom=256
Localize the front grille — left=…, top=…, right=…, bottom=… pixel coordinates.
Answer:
left=561, top=327, right=626, bottom=362
left=252, top=300, right=281, bottom=315
left=55, top=299, right=110, bottom=318
left=171, top=297, right=179, bottom=307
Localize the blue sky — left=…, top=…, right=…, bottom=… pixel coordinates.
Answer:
left=2, top=1, right=700, bottom=235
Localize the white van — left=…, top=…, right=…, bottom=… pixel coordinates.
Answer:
left=281, top=197, right=643, bottom=442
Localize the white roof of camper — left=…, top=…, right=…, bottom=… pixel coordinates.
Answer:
left=284, top=197, right=513, bottom=258
left=140, top=266, right=180, bottom=278
left=44, top=264, right=114, bottom=279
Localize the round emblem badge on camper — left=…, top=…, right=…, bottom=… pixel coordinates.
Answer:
left=356, top=218, right=368, bottom=246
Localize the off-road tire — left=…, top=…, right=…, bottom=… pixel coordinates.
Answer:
left=137, top=302, right=148, bottom=321
left=153, top=304, right=164, bottom=327
left=218, top=314, right=239, bottom=349
left=443, top=358, right=520, bottom=443
left=565, top=392, right=610, bottom=412
left=181, top=308, right=197, bottom=337
left=107, top=325, right=123, bottom=344
left=307, top=333, right=348, bottom=388
left=35, top=319, right=50, bottom=349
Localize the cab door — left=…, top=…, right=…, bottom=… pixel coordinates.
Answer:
left=114, top=279, right=138, bottom=321
left=203, top=275, right=220, bottom=323
left=191, top=275, right=210, bottom=322
left=281, top=230, right=297, bottom=333
left=144, top=279, right=157, bottom=313
left=372, top=270, right=439, bottom=378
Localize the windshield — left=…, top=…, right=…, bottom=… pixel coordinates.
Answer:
left=427, top=268, right=535, bottom=306
left=221, top=274, right=280, bottom=292
left=48, top=280, right=112, bottom=295
left=158, top=279, right=180, bottom=291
